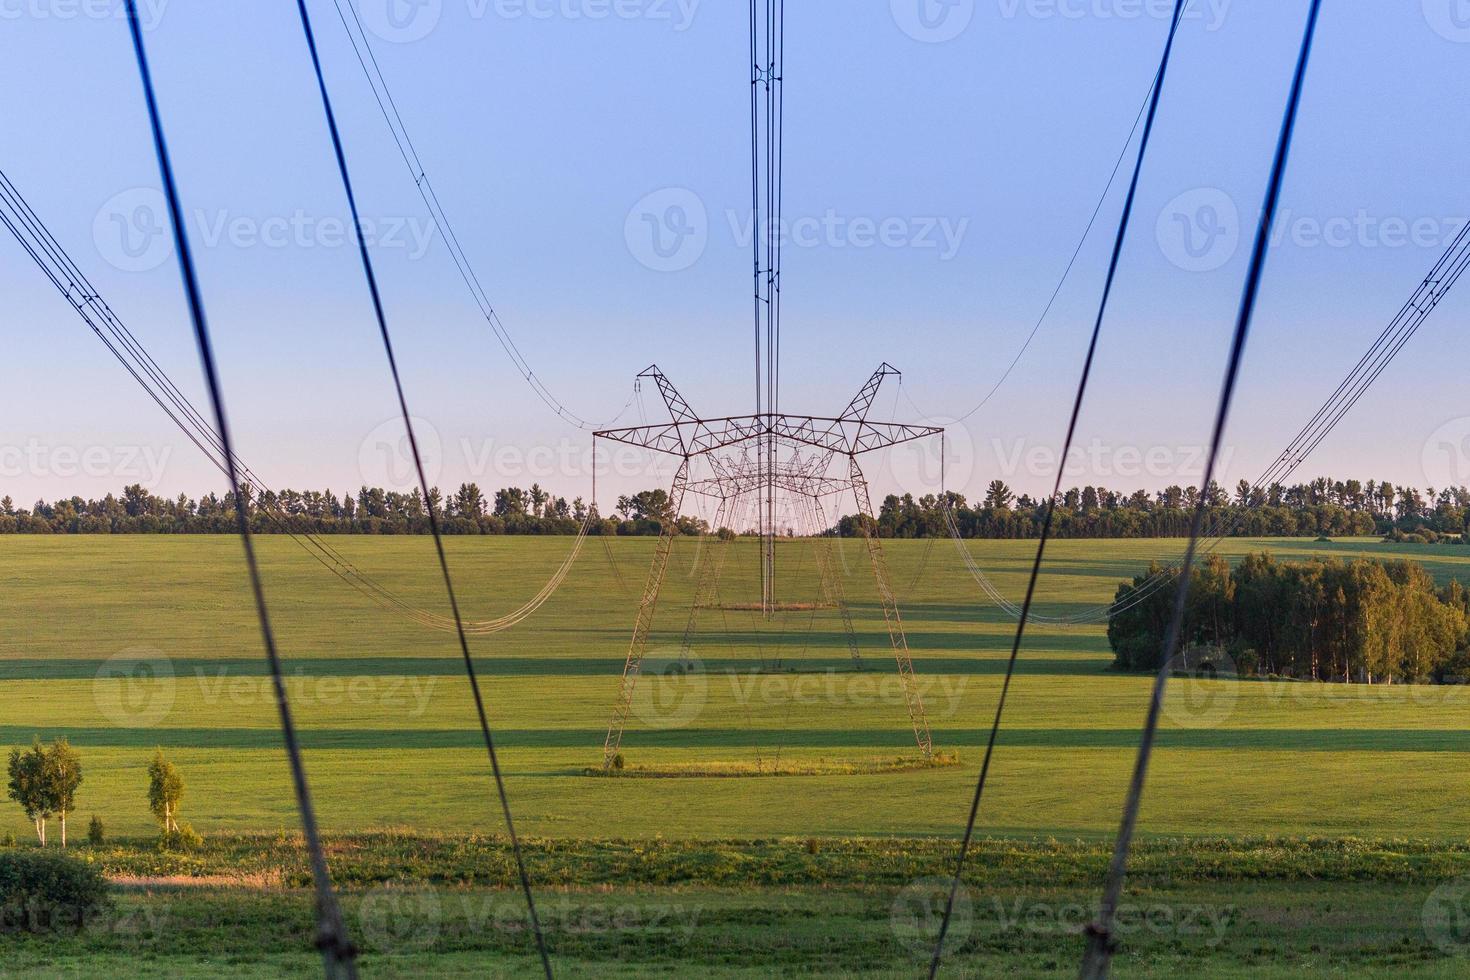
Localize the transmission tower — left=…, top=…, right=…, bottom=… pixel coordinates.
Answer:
left=595, top=364, right=941, bottom=768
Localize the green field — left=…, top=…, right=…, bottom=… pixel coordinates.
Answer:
left=4, top=534, right=1470, bottom=976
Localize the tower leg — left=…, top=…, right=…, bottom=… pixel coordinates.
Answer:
left=602, top=458, right=691, bottom=769
left=848, top=456, right=933, bottom=758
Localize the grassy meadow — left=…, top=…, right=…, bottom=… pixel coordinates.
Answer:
left=4, top=533, right=1470, bottom=976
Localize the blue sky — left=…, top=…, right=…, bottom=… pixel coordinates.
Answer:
left=2, top=0, right=1468, bottom=512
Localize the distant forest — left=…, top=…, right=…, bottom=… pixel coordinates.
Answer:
left=1109, top=552, right=1470, bottom=684
left=3, top=477, right=1470, bottom=541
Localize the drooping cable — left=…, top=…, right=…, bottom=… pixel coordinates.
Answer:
left=290, top=2, right=552, bottom=974
left=327, top=0, right=632, bottom=432
left=936, top=216, right=1470, bottom=628
left=903, top=0, right=1197, bottom=426
left=1, top=161, right=622, bottom=635
left=926, top=3, right=1188, bottom=973
left=119, top=3, right=358, bottom=975
left=1079, top=2, right=1323, bottom=974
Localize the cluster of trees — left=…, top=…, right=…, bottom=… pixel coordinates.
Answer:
left=836, top=477, right=1470, bottom=541
left=6, top=742, right=185, bottom=847
left=1108, top=553, right=1470, bottom=684
left=0, top=484, right=705, bottom=537
left=11, top=475, right=1470, bottom=541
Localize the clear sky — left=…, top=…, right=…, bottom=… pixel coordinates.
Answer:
left=2, top=0, right=1468, bottom=512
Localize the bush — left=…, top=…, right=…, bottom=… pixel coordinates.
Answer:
left=0, top=851, right=108, bottom=933
left=1, top=832, right=15, bottom=848
left=159, top=823, right=203, bottom=853
left=611, top=753, right=625, bottom=771
left=86, top=817, right=104, bottom=847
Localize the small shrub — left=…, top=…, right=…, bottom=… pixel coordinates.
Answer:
left=805, top=838, right=820, bottom=855
left=0, top=851, right=108, bottom=933
left=1, top=832, right=15, bottom=848
left=159, top=823, right=203, bottom=853
left=86, top=817, right=104, bottom=847
left=611, top=753, right=625, bottom=771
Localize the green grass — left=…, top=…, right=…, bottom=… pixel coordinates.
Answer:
left=3, top=534, right=1469, bottom=840
left=6, top=834, right=1470, bottom=977
left=4, top=534, right=1470, bottom=975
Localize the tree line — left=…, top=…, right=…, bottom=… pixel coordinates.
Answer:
left=0, top=483, right=705, bottom=537
left=6, top=741, right=187, bottom=848
left=840, top=477, right=1470, bottom=542
left=6, top=475, right=1470, bottom=540
left=1108, top=553, right=1470, bottom=684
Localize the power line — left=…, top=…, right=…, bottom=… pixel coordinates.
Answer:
left=1081, top=1, right=1324, bottom=973
left=290, top=2, right=552, bottom=973
left=903, top=0, right=1197, bottom=427
left=328, top=0, right=632, bottom=432
left=120, top=2, right=358, bottom=975
left=928, top=3, right=1189, bottom=973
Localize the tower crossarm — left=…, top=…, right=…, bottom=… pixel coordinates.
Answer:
left=595, top=414, right=941, bottom=459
